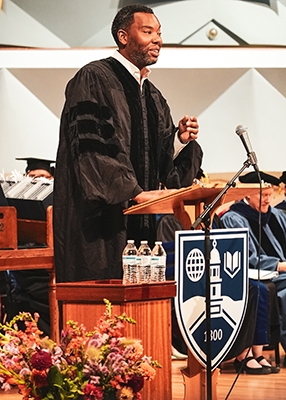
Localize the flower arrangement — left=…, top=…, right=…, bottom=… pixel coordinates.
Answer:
left=0, top=299, right=160, bottom=400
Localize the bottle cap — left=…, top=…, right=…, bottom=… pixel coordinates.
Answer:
left=127, top=240, right=134, bottom=243
left=140, top=240, right=148, bottom=244
left=155, top=241, right=162, bottom=245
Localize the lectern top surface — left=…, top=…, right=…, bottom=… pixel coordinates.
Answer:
left=123, top=183, right=266, bottom=215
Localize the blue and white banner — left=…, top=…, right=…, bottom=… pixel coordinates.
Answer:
left=175, top=228, right=249, bottom=370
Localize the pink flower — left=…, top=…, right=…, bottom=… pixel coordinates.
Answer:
left=83, top=382, right=104, bottom=399
left=138, top=362, right=156, bottom=380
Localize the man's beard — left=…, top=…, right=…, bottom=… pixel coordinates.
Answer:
left=128, top=40, right=159, bottom=70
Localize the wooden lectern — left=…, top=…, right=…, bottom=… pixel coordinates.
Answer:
left=123, top=182, right=265, bottom=229
left=124, top=183, right=264, bottom=400
left=56, top=279, right=176, bottom=400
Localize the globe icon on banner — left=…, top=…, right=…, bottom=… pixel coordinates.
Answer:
left=186, top=248, right=205, bottom=282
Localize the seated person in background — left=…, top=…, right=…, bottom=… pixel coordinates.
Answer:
left=221, top=171, right=286, bottom=370
left=275, top=171, right=286, bottom=214
left=222, top=277, right=280, bottom=374
left=16, top=157, right=55, bottom=180
left=4, top=157, right=55, bottom=335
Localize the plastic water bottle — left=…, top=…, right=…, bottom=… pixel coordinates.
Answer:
left=122, top=240, right=139, bottom=285
left=151, top=241, right=166, bottom=282
left=137, top=240, right=152, bottom=283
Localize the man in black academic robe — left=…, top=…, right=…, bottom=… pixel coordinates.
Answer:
left=53, top=5, right=203, bottom=282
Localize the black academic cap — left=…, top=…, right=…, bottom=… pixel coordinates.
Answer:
left=239, top=171, right=280, bottom=186
left=280, top=171, right=286, bottom=184
left=16, top=157, right=55, bottom=175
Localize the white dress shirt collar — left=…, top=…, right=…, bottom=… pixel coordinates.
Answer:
left=112, top=50, right=150, bottom=88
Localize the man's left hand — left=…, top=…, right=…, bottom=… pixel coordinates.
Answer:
left=178, top=115, right=199, bottom=144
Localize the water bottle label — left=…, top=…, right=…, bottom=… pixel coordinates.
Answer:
left=123, top=256, right=136, bottom=265
left=152, top=256, right=166, bottom=265
left=151, top=256, right=160, bottom=266
left=151, top=255, right=166, bottom=282
left=140, top=255, right=151, bottom=266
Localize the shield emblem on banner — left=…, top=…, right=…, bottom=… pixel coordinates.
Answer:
left=174, top=228, right=248, bottom=370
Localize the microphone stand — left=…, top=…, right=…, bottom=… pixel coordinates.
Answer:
left=191, top=157, right=253, bottom=400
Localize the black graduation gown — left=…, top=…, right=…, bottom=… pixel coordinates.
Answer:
left=53, top=57, right=203, bottom=282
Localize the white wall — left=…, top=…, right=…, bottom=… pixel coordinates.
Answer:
left=1, top=0, right=286, bottom=175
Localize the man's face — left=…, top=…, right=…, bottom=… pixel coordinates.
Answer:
left=121, top=12, right=162, bottom=70
left=247, top=187, right=274, bottom=213
left=28, top=169, right=53, bottom=180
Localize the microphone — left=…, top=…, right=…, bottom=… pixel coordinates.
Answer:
left=235, top=124, right=259, bottom=171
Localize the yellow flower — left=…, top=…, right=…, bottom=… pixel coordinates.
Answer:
left=116, top=386, right=134, bottom=400
left=85, top=345, right=101, bottom=360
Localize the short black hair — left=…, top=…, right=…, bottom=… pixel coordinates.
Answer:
left=111, top=4, right=154, bottom=46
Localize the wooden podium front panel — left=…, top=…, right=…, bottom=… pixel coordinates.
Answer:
left=57, top=280, right=176, bottom=400
left=0, top=206, right=17, bottom=249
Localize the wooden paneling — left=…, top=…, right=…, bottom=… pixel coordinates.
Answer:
left=57, top=281, right=176, bottom=400
left=0, top=206, right=17, bottom=249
